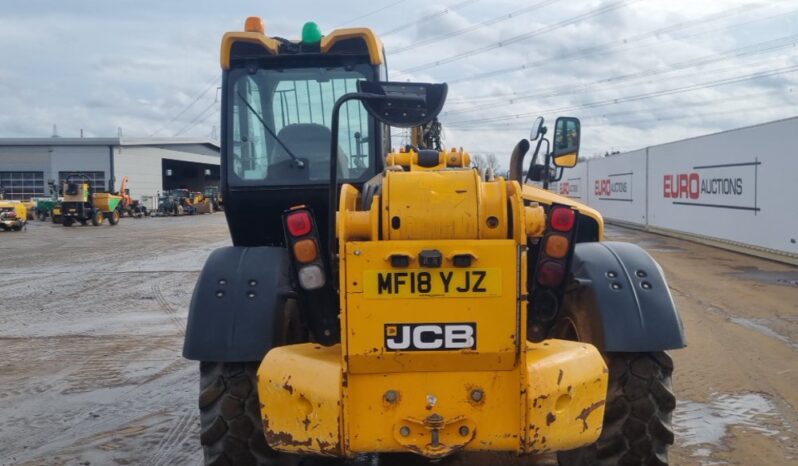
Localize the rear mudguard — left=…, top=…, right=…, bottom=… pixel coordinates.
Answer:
left=183, top=246, right=294, bottom=362
left=558, top=241, right=686, bottom=352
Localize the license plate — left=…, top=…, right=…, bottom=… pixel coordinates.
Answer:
left=364, top=268, right=501, bottom=298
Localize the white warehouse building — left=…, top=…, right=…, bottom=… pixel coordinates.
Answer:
left=0, top=137, right=220, bottom=207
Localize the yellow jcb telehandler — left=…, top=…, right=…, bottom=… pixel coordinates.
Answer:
left=184, top=18, right=685, bottom=466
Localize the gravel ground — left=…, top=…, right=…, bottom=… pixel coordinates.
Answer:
left=0, top=215, right=796, bottom=465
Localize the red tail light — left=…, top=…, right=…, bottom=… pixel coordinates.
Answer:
left=286, top=210, right=312, bottom=237
left=537, top=260, right=565, bottom=288
left=550, top=206, right=575, bottom=232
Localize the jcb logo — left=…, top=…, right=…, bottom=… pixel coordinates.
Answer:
left=384, top=323, right=476, bottom=351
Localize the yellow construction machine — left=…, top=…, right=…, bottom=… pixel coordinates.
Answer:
left=0, top=200, right=27, bottom=232
left=184, top=18, right=685, bottom=466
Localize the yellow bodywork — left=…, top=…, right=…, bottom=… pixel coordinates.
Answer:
left=521, top=184, right=604, bottom=240
left=221, top=27, right=384, bottom=69
left=0, top=200, right=27, bottom=229
left=257, top=148, right=608, bottom=459
left=92, top=192, right=122, bottom=212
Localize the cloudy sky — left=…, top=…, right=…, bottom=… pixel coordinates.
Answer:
left=1, top=0, right=796, bottom=165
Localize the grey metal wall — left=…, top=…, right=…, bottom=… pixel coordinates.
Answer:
left=0, top=145, right=111, bottom=187
left=114, top=146, right=219, bottom=206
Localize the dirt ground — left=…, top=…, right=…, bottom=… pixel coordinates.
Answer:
left=0, top=216, right=796, bottom=466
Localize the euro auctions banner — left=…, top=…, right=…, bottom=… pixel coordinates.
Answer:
left=524, top=117, right=797, bottom=258
left=646, top=118, right=798, bottom=255
left=587, top=149, right=647, bottom=226
left=549, top=163, right=587, bottom=202
left=661, top=162, right=757, bottom=211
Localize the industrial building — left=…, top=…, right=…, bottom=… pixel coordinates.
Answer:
left=0, top=137, right=220, bottom=207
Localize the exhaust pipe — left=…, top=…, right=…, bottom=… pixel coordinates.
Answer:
left=508, top=139, right=530, bottom=183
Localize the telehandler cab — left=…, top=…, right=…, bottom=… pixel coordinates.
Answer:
left=184, top=17, right=685, bottom=466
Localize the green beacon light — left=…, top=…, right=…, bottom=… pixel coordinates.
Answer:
left=302, top=21, right=323, bottom=44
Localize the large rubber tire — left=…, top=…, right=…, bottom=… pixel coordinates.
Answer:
left=108, top=209, right=121, bottom=225
left=62, top=217, right=74, bottom=227
left=91, top=209, right=103, bottom=226
left=199, top=362, right=292, bottom=466
left=557, top=352, right=675, bottom=466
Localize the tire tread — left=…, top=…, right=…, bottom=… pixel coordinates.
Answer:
left=557, top=352, right=676, bottom=466
left=200, top=362, right=284, bottom=466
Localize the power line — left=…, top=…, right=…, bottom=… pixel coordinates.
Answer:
left=399, top=0, right=641, bottom=74
left=444, top=1, right=780, bottom=87
left=149, top=78, right=219, bottom=136
left=448, top=88, right=793, bottom=131
left=380, top=0, right=480, bottom=37
left=441, top=33, right=798, bottom=115
left=335, top=0, right=408, bottom=28
left=390, top=0, right=560, bottom=54
left=173, top=101, right=219, bottom=137
left=461, top=102, right=798, bottom=157
left=445, top=64, right=798, bottom=126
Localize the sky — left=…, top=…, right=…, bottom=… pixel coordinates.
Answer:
left=0, top=0, right=796, bottom=167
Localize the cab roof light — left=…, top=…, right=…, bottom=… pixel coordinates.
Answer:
left=245, top=16, right=265, bottom=34
left=302, top=21, right=323, bottom=44
left=550, top=206, right=576, bottom=232
left=286, top=210, right=312, bottom=237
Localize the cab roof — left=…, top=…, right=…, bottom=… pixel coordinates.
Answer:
left=221, top=21, right=384, bottom=69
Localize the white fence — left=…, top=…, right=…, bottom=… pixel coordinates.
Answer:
left=549, top=117, right=798, bottom=263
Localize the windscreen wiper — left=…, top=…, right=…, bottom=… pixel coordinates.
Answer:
left=236, top=91, right=305, bottom=168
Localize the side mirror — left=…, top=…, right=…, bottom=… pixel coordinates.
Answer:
left=552, top=116, right=580, bottom=168
left=529, top=116, right=544, bottom=141
left=356, top=81, right=447, bottom=128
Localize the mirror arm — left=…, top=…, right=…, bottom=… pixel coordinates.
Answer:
left=542, top=147, right=552, bottom=190
left=524, top=137, right=546, bottom=183
left=328, top=92, right=386, bottom=289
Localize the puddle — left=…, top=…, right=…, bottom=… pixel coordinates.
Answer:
left=674, top=392, right=784, bottom=458
left=730, top=266, right=798, bottom=288
left=729, top=317, right=798, bottom=350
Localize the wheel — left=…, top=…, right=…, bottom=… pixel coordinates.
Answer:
left=197, top=301, right=306, bottom=466
left=91, top=209, right=103, bottom=226
left=199, top=362, right=295, bottom=466
left=62, top=217, right=74, bottom=227
left=557, top=352, right=675, bottom=466
left=36, top=210, right=46, bottom=221
left=108, top=209, right=121, bottom=225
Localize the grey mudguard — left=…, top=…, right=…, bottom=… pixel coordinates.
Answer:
left=566, top=241, right=686, bottom=352
left=183, top=246, right=293, bottom=362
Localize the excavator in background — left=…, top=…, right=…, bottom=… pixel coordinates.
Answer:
left=116, top=176, right=149, bottom=218
left=183, top=17, right=685, bottom=466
